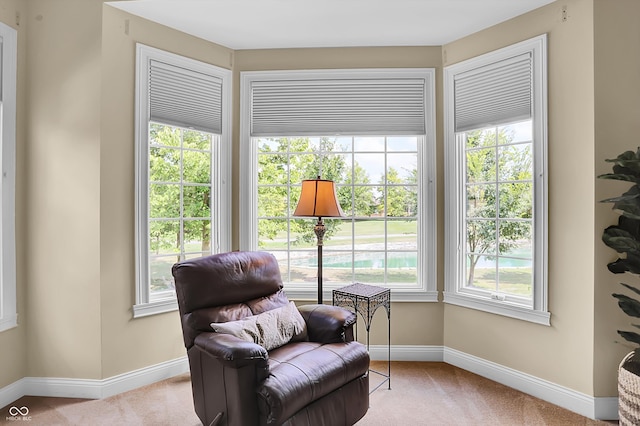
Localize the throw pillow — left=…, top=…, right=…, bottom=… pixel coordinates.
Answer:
left=211, top=301, right=307, bottom=351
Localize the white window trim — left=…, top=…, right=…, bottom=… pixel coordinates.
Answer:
left=0, top=22, right=17, bottom=332
left=240, top=68, right=437, bottom=302
left=133, top=44, right=232, bottom=317
left=443, top=35, right=550, bottom=325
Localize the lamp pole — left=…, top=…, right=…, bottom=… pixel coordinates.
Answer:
left=314, top=217, right=326, bottom=304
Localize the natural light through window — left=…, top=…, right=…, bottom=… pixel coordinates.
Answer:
left=147, top=124, right=216, bottom=299
left=257, top=136, right=419, bottom=288
left=462, top=120, right=533, bottom=306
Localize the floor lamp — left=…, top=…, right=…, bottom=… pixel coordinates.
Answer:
left=293, top=176, right=344, bottom=304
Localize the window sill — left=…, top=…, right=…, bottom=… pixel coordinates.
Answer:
left=284, top=285, right=439, bottom=303
left=443, top=291, right=550, bottom=326
left=0, top=314, right=17, bottom=332
left=133, top=298, right=178, bottom=318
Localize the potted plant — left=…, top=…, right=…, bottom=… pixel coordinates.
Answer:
left=599, top=148, right=640, bottom=424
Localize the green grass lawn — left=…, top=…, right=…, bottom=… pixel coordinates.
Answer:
left=468, top=267, right=532, bottom=296
left=260, top=220, right=417, bottom=249
left=289, top=266, right=416, bottom=284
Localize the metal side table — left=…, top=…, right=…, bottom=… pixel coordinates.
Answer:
left=332, top=282, right=390, bottom=392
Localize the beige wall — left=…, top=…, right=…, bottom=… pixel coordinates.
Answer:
left=442, top=0, right=597, bottom=395
left=24, top=0, right=103, bottom=379
left=0, top=0, right=635, bottom=402
left=100, top=6, right=233, bottom=377
left=593, top=0, right=640, bottom=397
left=0, top=0, right=234, bottom=386
left=0, top=0, right=27, bottom=388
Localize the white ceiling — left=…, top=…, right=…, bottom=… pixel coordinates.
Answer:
left=106, top=0, right=555, bottom=50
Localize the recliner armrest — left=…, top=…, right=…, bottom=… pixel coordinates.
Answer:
left=297, top=304, right=357, bottom=343
left=194, top=332, right=269, bottom=369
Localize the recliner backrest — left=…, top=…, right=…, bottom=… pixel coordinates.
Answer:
left=172, top=251, right=288, bottom=348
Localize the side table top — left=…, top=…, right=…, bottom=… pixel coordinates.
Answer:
left=334, top=282, right=390, bottom=298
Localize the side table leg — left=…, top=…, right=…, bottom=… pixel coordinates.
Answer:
left=388, top=312, right=391, bottom=390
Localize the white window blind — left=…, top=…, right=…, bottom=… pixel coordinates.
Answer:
left=454, top=53, right=532, bottom=132
left=250, top=79, right=426, bottom=136
left=149, top=60, right=223, bottom=134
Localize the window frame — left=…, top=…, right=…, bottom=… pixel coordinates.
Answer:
left=240, top=69, right=437, bottom=302
left=134, top=44, right=232, bottom=317
left=0, top=22, right=17, bottom=333
left=443, top=35, right=550, bottom=325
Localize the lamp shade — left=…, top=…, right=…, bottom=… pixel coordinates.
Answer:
left=294, top=178, right=344, bottom=218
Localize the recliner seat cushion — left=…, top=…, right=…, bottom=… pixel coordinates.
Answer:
left=257, top=341, right=370, bottom=425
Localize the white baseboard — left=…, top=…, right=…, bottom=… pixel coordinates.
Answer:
left=368, top=345, right=618, bottom=421
left=0, top=378, right=25, bottom=411
left=0, top=347, right=619, bottom=421
left=369, top=344, right=444, bottom=362
left=594, top=397, right=619, bottom=421
left=0, top=356, right=189, bottom=409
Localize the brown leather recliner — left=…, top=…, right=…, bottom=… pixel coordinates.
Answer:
left=172, top=251, right=370, bottom=426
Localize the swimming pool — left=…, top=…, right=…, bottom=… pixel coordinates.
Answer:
left=290, top=252, right=417, bottom=269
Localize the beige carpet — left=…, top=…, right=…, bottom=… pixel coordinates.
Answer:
left=362, top=362, right=612, bottom=426
left=1, top=361, right=615, bottom=425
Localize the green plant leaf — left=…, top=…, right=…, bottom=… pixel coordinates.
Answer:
left=614, top=293, right=640, bottom=318
left=598, top=173, right=640, bottom=183
left=601, top=195, right=638, bottom=205
left=607, top=258, right=629, bottom=274
left=604, top=149, right=640, bottom=168
left=619, top=216, right=640, bottom=235
left=621, top=283, right=640, bottom=297
left=612, top=187, right=640, bottom=219
left=614, top=164, right=640, bottom=177
left=603, top=217, right=640, bottom=274
left=601, top=190, right=640, bottom=204
left=603, top=227, right=640, bottom=253
left=607, top=257, right=640, bottom=275
left=618, top=330, right=640, bottom=346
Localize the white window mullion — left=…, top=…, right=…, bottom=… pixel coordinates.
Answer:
left=179, top=131, right=185, bottom=263
left=383, top=136, right=389, bottom=284
left=493, top=136, right=500, bottom=293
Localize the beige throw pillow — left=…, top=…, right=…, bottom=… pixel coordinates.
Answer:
left=211, top=301, right=306, bottom=351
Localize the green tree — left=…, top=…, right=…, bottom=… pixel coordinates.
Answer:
left=377, top=167, right=418, bottom=217
left=257, top=138, right=289, bottom=243
left=182, top=129, right=212, bottom=253
left=148, top=124, right=212, bottom=259
left=258, top=137, right=344, bottom=246
left=338, top=162, right=376, bottom=217
left=465, top=128, right=532, bottom=287
left=257, top=137, right=376, bottom=246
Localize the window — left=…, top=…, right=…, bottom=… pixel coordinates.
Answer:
left=444, top=35, right=549, bottom=325
left=134, top=44, right=231, bottom=317
left=240, top=69, right=437, bottom=301
left=0, top=22, right=17, bottom=332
